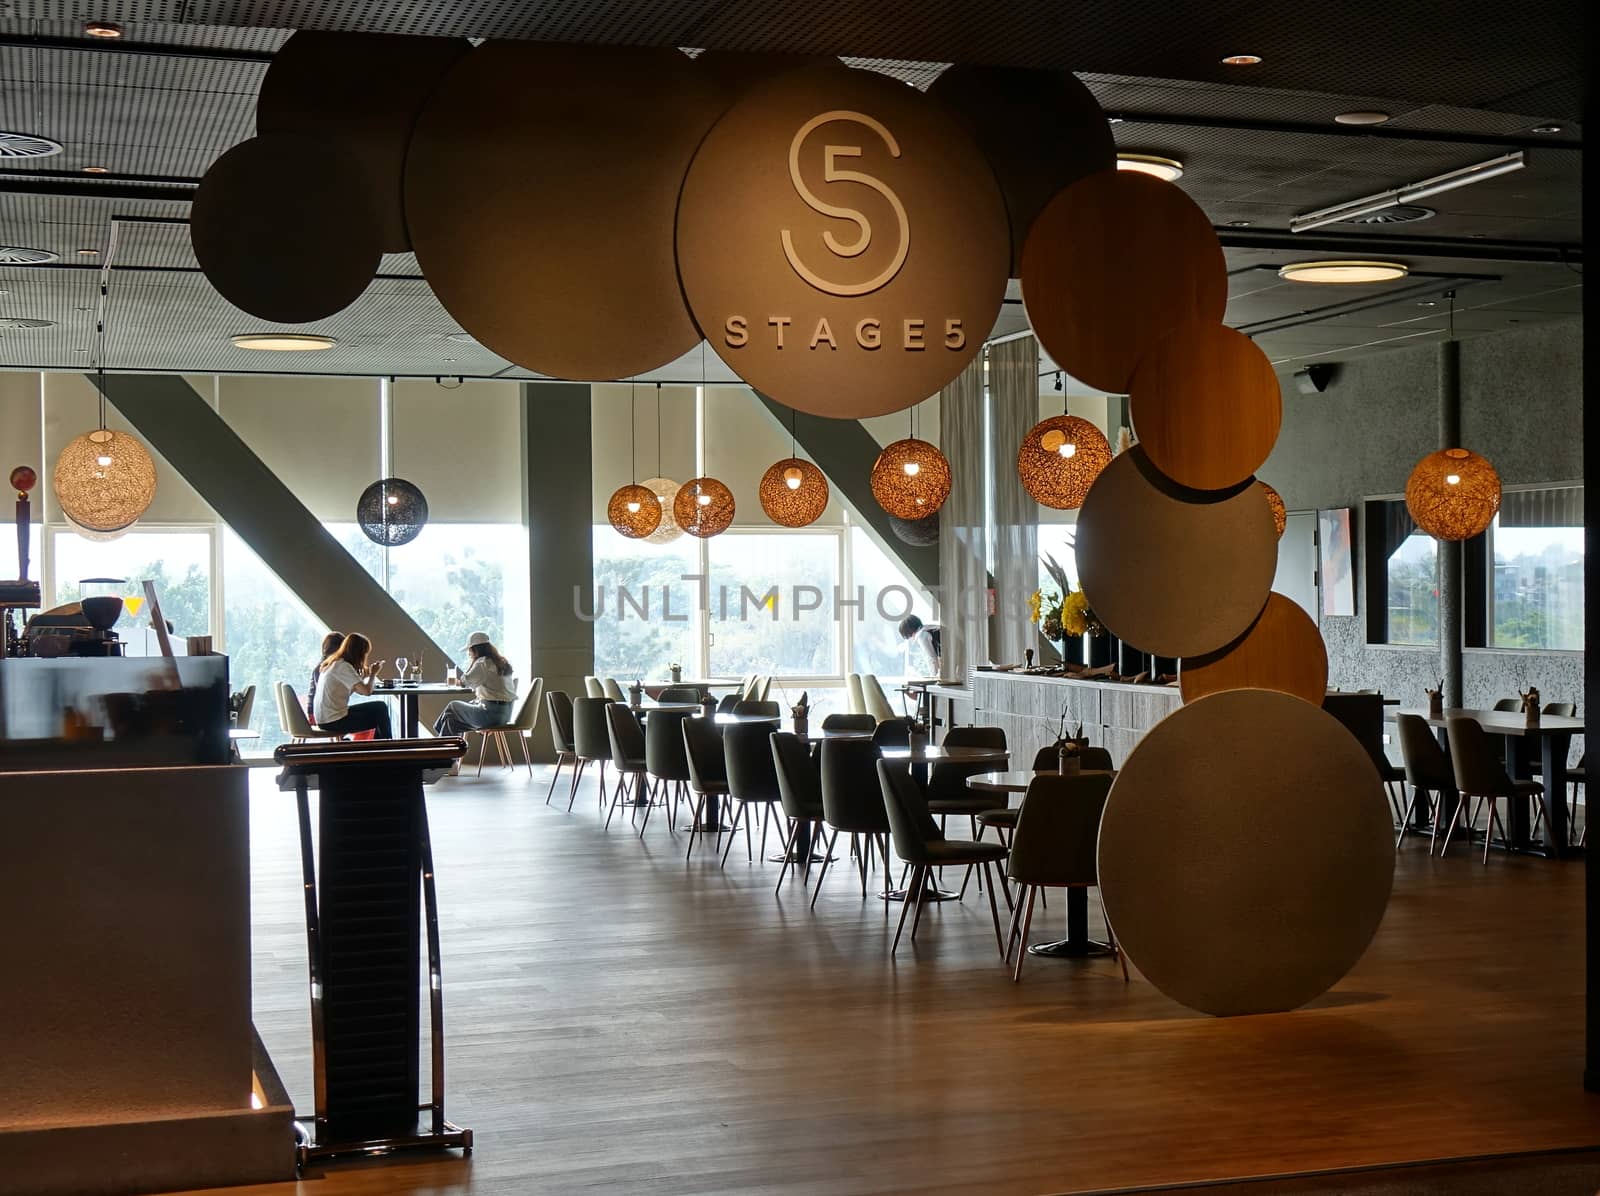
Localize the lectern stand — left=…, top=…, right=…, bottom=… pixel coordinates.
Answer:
left=276, top=738, right=472, bottom=1166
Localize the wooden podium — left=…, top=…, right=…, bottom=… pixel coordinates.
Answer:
left=275, top=738, right=472, bottom=1166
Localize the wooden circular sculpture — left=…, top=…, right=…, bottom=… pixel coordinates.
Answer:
left=405, top=42, right=726, bottom=380
left=52, top=428, right=156, bottom=533
left=1405, top=447, right=1501, bottom=541
left=1075, top=448, right=1276, bottom=659
left=255, top=31, right=471, bottom=253
left=870, top=439, right=952, bottom=519
left=1179, top=593, right=1328, bottom=705
left=677, top=62, right=1009, bottom=418
left=1259, top=481, right=1288, bottom=537
left=674, top=477, right=736, bottom=538
left=607, top=483, right=663, bottom=539
left=1016, top=414, right=1111, bottom=510
left=925, top=65, right=1115, bottom=275
left=641, top=477, right=684, bottom=544
left=1098, top=689, right=1395, bottom=1016
left=1020, top=170, right=1227, bottom=394
left=191, top=134, right=382, bottom=323
left=1129, top=322, right=1282, bottom=492
left=758, top=457, right=829, bottom=527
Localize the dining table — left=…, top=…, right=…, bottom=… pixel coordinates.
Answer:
left=966, top=768, right=1119, bottom=958
left=1390, top=707, right=1584, bottom=857
left=373, top=681, right=473, bottom=739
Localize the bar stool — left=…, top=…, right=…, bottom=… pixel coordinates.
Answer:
left=569, top=696, right=612, bottom=815
left=604, top=703, right=653, bottom=833
left=1443, top=715, right=1544, bottom=863
left=682, top=716, right=729, bottom=861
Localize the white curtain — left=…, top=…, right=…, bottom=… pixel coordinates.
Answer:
left=938, top=357, right=987, bottom=680
left=989, top=336, right=1040, bottom=666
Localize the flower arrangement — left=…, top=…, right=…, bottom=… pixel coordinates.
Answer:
left=1030, top=550, right=1104, bottom=647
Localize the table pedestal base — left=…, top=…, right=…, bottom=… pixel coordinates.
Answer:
left=1028, top=938, right=1113, bottom=959
left=881, top=886, right=960, bottom=903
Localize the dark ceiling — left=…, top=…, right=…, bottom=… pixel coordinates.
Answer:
left=0, top=0, right=1583, bottom=383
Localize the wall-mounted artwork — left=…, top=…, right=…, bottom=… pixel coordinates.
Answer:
left=1318, top=507, right=1356, bottom=617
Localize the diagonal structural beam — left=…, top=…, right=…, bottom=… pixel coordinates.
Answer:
left=93, top=373, right=453, bottom=677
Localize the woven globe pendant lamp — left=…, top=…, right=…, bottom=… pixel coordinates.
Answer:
left=889, top=510, right=940, bottom=547
left=674, top=476, right=735, bottom=538
left=870, top=438, right=951, bottom=519
left=54, top=426, right=157, bottom=535
left=1405, top=448, right=1501, bottom=541
left=358, top=477, right=429, bottom=546
left=758, top=410, right=827, bottom=528
left=607, top=385, right=662, bottom=538
left=1016, top=414, right=1111, bottom=510
left=1258, top=480, right=1287, bottom=538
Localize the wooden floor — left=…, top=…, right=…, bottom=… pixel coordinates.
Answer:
left=175, top=764, right=1598, bottom=1196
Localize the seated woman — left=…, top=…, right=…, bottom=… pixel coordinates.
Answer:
left=305, top=631, right=342, bottom=719
left=434, top=633, right=517, bottom=743
left=314, top=632, right=392, bottom=739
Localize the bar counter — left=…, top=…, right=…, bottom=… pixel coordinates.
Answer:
left=969, top=671, right=1181, bottom=766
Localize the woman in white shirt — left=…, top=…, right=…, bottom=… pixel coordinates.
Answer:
left=434, top=632, right=517, bottom=738
left=314, top=632, right=393, bottom=738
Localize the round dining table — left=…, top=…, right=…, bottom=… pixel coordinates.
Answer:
left=372, top=681, right=473, bottom=738
left=965, top=767, right=1117, bottom=960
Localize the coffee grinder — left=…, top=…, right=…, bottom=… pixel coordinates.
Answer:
left=73, top=578, right=127, bottom=657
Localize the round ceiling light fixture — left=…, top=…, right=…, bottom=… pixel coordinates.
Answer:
left=1017, top=415, right=1113, bottom=510
left=888, top=511, right=940, bottom=547
left=641, top=477, right=684, bottom=544
left=1258, top=481, right=1288, bottom=538
left=357, top=477, right=429, bottom=546
left=758, top=457, right=829, bottom=528
left=1405, top=447, right=1501, bottom=541
left=607, top=482, right=663, bottom=539
left=0, top=131, right=65, bottom=160
left=1278, top=260, right=1409, bottom=284
left=870, top=438, right=952, bottom=519
left=1116, top=153, right=1184, bottom=182
left=53, top=428, right=157, bottom=533
left=0, top=246, right=58, bottom=265
left=231, top=333, right=337, bottom=350
left=1531, top=124, right=1564, bottom=134
left=1334, top=111, right=1392, bottom=125
left=1221, top=54, right=1262, bottom=65
left=673, top=476, right=736, bottom=538
left=84, top=20, right=124, bottom=38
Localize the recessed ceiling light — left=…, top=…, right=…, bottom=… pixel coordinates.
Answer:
left=1532, top=124, right=1563, bottom=134
left=76, top=248, right=98, bottom=256
left=1416, top=299, right=1438, bottom=307
left=1335, top=111, right=1391, bottom=125
left=1226, top=219, right=1253, bottom=227
left=1221, top=54, right=1262, bottom=66
left=1279, top=260, right=1409, bottom=284
left=1116, top=153, right=1184, bottom=182
left=82, top=165, right=109, bottom=174
left=83, top=20, right=123, bottom=38
left=231, top=333, right=337, bottom=351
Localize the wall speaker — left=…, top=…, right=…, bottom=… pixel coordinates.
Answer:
left=1294, top=363, right=1336, bottom=394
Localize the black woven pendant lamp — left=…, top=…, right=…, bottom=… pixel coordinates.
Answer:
left=359, top=380, right=429, bottom=545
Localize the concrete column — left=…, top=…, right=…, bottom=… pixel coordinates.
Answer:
left=523, top=382, right=593, bottom=760
left=1437, top=340, right=1464, bottom=708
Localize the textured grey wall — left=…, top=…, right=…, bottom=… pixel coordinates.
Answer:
left=1260, top=319, right=1584, bottom=757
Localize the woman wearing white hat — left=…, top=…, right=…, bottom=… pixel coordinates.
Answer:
left=434, top=632, right=518, bottom=746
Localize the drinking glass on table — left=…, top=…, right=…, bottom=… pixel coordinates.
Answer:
left=395, top=656, right=409, bottom=685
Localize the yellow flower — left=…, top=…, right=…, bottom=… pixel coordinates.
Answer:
left=1027, top=589, right=1043, bottom=625
left=1061, top=588, right=1091, bottom=637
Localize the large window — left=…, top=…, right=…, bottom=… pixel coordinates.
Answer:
left=388, top=523, right=529, bottom=671
left=1385, top=532, right=1440, bottom=646
left=1486, top=486, right=1583, bottom=650
left=222, top=529, right=329, bottom=747
left=850, top=527, right=934, bottom=679
left=592, top=530, right=700, bottom=681
left=49, top=528, right=214, bottom=654
left=707, top=530, right=840, bottom=678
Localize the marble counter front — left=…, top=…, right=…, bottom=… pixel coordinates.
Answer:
left=969, top=671, right=1181, bottom=767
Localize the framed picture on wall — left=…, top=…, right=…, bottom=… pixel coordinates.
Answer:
left=1317, top=508, right=1356, bottom=617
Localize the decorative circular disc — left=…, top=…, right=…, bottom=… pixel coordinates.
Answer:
left=1405, top=447, right=1501, bottom=541
left=1016, top=414, right=1112, bottom=510
left=1020, top=170, right=1227, bottom=394
left=357, top=477, right=429, bottom=546
left=674, top=477, right=736, bottom=538
left=1075, top=448, right=1276, bottom=658
left=1130, top=321, right=1283, bottom=491
left=52, top=428, right=157, bottom=533
left=870, top=438, right=952, bottom=519
left=758, top=457, right=829, bottom=527
left=1179, top=593, right=1328, bottom=705
left=191, top=134, right=382, bottom=323
left=256, top=31, right=471, bottom=253
left=693, top=49, right=833, bottom=95
left=642, top=477, right=683, bottom=544
left=1098, top=689, right=1395, bottom=1016
left=406, top=42, right=725, bottom=380
left=889, top=510, right=939, bottom=546
left=677, top=62, right=1010, bottom=418
left=1259, top=480, right=1288, bottom=537
left=607, top=483, right=663, bottom=539
left=926, top=65, right=1114, bottom=275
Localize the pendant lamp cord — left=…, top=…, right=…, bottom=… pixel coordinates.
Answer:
left=791, top=406, right=797, bottom=458
left=655, top=382, right=663, bottom=477
left=1447, top=289, right=1456, bottom=341
left=629, top=381, right=637, bottom=483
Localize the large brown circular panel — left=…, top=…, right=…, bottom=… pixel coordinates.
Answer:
left=1020, top=170, right=1226, bottom=394
left=1129, top=321, right=1283, bottom=492
left=406, top=42, right=726, bottom=380
left=1075, top=448, right=1276, bottom=659
left=191, top=134, right=382, bottom=323
left=677, top=62, right=1010, bottom=418
left=926, top=65, right=1114, bottom=275
left=1179, top=593, right=1328, bottom=705
left=1098, top=689, right=1395, bottom=1016
left=256, top=31, right=471, bottom=253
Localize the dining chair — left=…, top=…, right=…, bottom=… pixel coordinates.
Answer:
left=870, top=718, right=911, bottom=749
left=715, top=693, right=741, bottom=715
left=604, top=702, right=653, bottom=833
left=984, top=746, right=1113, bottom=845
left=1004, top=773, right=1126, bottom=983
left=814, top=738, right=893, bottom=906
left=878, top=760, right=1008, bottom=956
left=754, top=676, right=773, bottom=702
left=278, top=682, right=337, bottom=744
left=1493, top=697, right=1522, bottom=712
left=861, top=674, right=898, bottom=723
left=1443, top=716, right=1545, bottom=863
left=926, top=726, right=1008, bottom=839
left=771, top=731, right=827, bottom=893
left=739, top=674, right=760, bottom=700
left=846, top=673, right=867, bottom=716
left=682, top=715, right=730, bottom=860
left=602, top=677, right=627, bottom=704
left=570, top=696, right=613, bottom=814
left=821, top=713, right=876, bottom=733
left=644, top=711, right=693, bottom=834
left=732, top=699, right=781, bottom=718
left=234, top=684, right=256, bottom=731
left=1395, top=712, right=1454, bottom=852
left=721, top=722, right=785, bottom=866
left=1544, top=702, right=1578, bottom=717
left=584, top=676, right=606, bottom=699
left=544, top=690, right=577, bottom=805
left=657, top=686, right=702, bottom=704
left=471, top=678, right=543, bottom=778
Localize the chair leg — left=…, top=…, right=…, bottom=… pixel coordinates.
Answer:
left=891, top=865, right=922, bottom=953
left=474, top=732, right=488, bottom=777
left=1396, top=783, right=1423, bottom=848
left=810, top=829, right=840, bottom=909
left=908, top=868, right=931, bottom=944
left=603, top=774, right=625, bottom=830
left=545, top=754, right=567, bottom=804
left=1005, top=882, right=1027, bottom=963
left=638, top=776, right=655, bottom=839
left=1013, top=887, right=1038, bottom=982
left=759, top=804, right=772, bottom=859
left=1486, top=796, right=1507, bottom=864
left=1440, top=793, right=1467, bottom=857
left=568, top=758, right=587, bottom=812
left=774, top=820, right=800, bottom=893
left=719, top=802, right=747, bottom=868
left=982, top=862, right=1004, bottom=959
left=520, top=733, right=534, bottom=779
